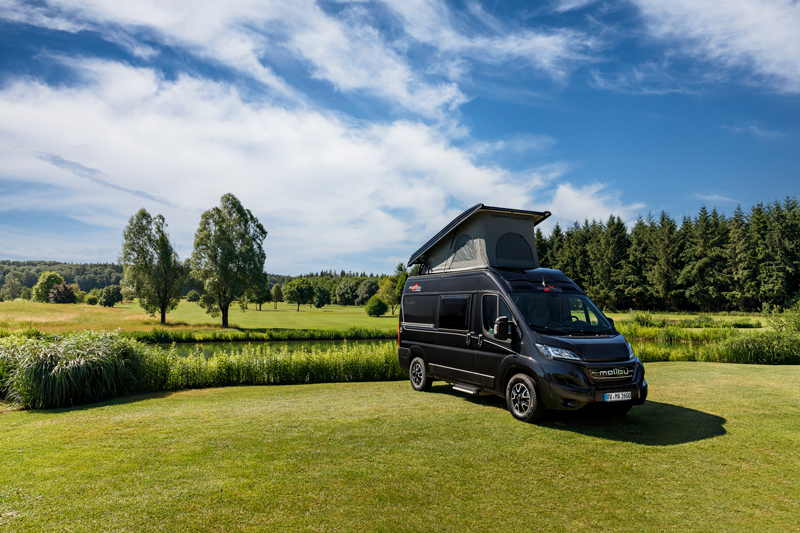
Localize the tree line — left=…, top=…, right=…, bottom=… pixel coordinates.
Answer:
left=535, top=198, right=800, bottom=312
left=0, top=261, right=123, bottom=301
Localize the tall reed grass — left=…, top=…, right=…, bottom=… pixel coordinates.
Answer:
left=616, top=323, right=742, bottom=343
left=0, top=332, right=404, bottom=409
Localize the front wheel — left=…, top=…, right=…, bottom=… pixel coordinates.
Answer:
left=505, top=373, right=545, bottom=423
left=409, top=357, right=432, bottom=392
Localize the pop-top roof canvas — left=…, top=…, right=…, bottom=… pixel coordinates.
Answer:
left=408, top=204, right=551, bottom=274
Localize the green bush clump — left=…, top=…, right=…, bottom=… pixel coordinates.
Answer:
left=768, top=303, right=800, bottom=333
left=86, top=295, right=99, bottom=306
left=186, top=290, right=201, bottom=303
left=628, top=311, right=669, bottom=328
left=701, top=331, right=800, bottom=365
left=0, top=332, right=148, bottom=409
left=365, top=296, right=388, bottom=317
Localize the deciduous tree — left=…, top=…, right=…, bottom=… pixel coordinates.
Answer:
left=121, top=209, right=188, bottom=323
left=191, top=194, right=267, bottom=327
left=283, top=278, right=314, bottom=311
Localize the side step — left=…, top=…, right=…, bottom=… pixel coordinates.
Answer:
left=452, top=384, right=480, bottom=396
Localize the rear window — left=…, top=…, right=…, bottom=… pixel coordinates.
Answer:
left=439, top=296, right=471, bottom=330
left=402, top=295, right=437, bottom=325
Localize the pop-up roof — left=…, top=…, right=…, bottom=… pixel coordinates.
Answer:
left=408, top=204, right=551, bottom=274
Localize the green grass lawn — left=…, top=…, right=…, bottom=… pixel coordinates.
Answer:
left=1, top=362, right=798, bottom=532
left=0, top=300, right=398, bottom=333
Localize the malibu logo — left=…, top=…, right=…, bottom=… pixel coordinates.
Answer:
left=597, top=368, right=633, bottom=377
left=409, top=283, right=422, bottom=292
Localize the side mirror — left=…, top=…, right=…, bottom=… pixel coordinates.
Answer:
left=608, top=317, right=615, bottom=328
left=494, top=316, right=511, bottom=340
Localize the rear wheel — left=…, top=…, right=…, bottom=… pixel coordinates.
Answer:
left=505, top=373, right=545, bottom=423
left=409, top=357, right=432, bottom=392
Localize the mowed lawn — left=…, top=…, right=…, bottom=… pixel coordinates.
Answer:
left=0, top=300, right=398, bottom=333
left=1, top=363, right=798, bottom=532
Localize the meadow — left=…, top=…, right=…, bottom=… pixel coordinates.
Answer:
left=1, top=363, right=798, bottom=532
left=0, top=300, right=399, bottom=334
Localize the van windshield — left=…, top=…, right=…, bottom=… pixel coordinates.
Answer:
left=510, top=291, right=614, bottom=335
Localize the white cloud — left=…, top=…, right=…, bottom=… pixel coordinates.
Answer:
left=692, top=193, right=739, bottom=205
left=542, top=182, right=647, bottom=229
left=723, top=122, right=790, bottom=140
left=0, top=0, right=468, bottom=118
left=0, top=60, right=526, bottom=272
left=381, top=0, right=602, bottom=81
left=632, top=0, right=800, bottom=93
left=0, top=60, right=645, bottom=272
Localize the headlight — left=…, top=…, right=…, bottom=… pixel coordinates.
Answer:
left=627, top=342, right=635, bottom=360
left=535, top=343, right=582, bottom=361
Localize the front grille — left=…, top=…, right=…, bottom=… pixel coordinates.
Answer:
left=585, top=365, right=635, bottom=384
left=597, top=383, right=637, bottom=391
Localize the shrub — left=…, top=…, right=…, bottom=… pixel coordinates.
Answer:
left=628, top=311, right=668, bottom=328
left=49, top=282, right=76, bottom=304
left=19, top=287, right=32, bottom=301
left=0, top=332, right=147, bottom=409
left=98, top=285, right=123, bottom=307
left=768, top=303, right=800, bottom=333
left=86, top=295, right=99, bottom=306
left=365, top=295, right=388, bottom=317
left=186, top=290, right=200, bottom=302
left=32, top=271, right=65, bottom=303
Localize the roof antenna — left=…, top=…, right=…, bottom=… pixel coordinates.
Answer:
left=541, top=272, right=546, bottom=287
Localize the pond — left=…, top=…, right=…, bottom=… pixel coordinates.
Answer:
left=161, top=339, right=392, bottom=358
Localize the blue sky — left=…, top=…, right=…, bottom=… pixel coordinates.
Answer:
left=0, top=0, right=798, bottom=275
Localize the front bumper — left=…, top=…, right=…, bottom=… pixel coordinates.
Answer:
left=540, top=358, right=648, bottom=410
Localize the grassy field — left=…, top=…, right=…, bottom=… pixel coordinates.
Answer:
left=0, top=300, right=398, bottom=333
left=1, top=363, right=798, bottom=532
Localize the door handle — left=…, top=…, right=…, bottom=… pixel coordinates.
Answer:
left=477, top=334, right=483, bottom=348
left=465, top=333, right=472, bottom=346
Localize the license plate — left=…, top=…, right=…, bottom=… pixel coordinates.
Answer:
left=604, top=391, right=632, bottom=402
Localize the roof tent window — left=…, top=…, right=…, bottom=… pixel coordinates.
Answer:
left=496, top=232, right=534, bottom=269
left=452, top=234, right=477, bottom=263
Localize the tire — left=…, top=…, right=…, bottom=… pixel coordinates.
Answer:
left=409, top=357, right=432, bottom=392
left=505, top=373, right=545, bottom=423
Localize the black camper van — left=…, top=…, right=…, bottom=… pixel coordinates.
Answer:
left=398, top=204, right=647, bottom=422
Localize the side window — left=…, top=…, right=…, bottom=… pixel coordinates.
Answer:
left=482, top=294, right=497, bottom=332
left=402, top=295, right=437, bottom=325
left=439, top=296, right=470, bottom=330
left=482, top=294, right=514, bottom=334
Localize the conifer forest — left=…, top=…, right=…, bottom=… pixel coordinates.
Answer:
left=535, top=198, right=799, bottom=312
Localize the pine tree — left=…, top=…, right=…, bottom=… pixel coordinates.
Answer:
left=724, top=205, right=753, bottom=310
left=545, top=223, right=564, bottom=269
left=535, top=228, right=549, bottom=268
left=649, top=211, right=680, bottom=309
left=622, top=216, right=654, bottom=309
left=592, top=215, right=629, bottom=310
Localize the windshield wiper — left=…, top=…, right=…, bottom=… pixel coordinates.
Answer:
left=530, top=325, right=566, bottom=336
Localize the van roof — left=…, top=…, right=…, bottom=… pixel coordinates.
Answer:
left=407, top=204, right=551, bottom=268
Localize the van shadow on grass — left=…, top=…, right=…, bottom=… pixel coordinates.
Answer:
left=430, top=384, right=726, bottom=446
